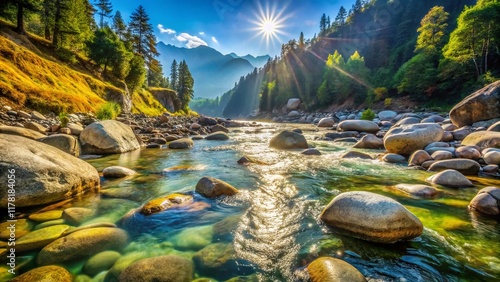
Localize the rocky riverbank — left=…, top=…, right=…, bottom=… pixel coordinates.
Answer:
left=0, top=81, right=499, bottom=281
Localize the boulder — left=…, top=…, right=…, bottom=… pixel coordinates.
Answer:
left=428, top=159, right=481, bottom=175
left=288, top=111, right=300, bottom=117
left=190, top=123, right=201, bottom=130
left=452, top=127, right=471, bottom=140
left=394, top=184, right=439, bottom=198
left=426, top=169, right=473, bottom=188
left=211, top=124, right=229, bottom=133
left=353, top=134, right=384, bottom=149
left=169, top=138, right=194, bottom=149
left=462, top=131, right=500, bottom=150
left=62, top=207, right=95, bottom=225
left=469, top=187, right=500, bottom=216
left=196, top=177, right=238, bottom=198
left=119, top=255, right=194, bottom=282
left=79, top=120, right=140, bottom=154
left=205, top=132, right=230, bottom=140
left=395, top=117, right=421, bottom=126
left=408, top=150, right=432, bottom=166
left=338, top=120, right=379, bottom=133
left=320, top=191, right=423, bottom=243
left=67, top=123, right=84, bottom=135
left=382, top=153, right=407, bottom=164
left=449, top=80, right=500, bottom=127
left=307, top=257, right=365, bottom=282
left=198, top=116, right=217, bottom=126
left=0, top=125, right=45, bottom=139
left=10, top=266, right=72, bottom=282
left=287, top=98, right=301, bottom=110
left=83, top=251, right=121, bottom=277
left=37, top=227, right=128, bottom=265
left=384, top=123, right=444, bottom=155
left=24, top=122, right=47, bottom=134
left=378, top=110, right=397, bottom=121
left=318, top=118, right=335, bottom=128
left=341, top=151, right=373, bottom=160
left=31, top=111, right=46, bottom=120
left=269, top=131, right=308, bottom=149
left=103, top=166, right=136, bottom=178
left=455, top=146, right=481, bottom=160
left=39, top=134, right=81, bottom=157
left=29, top=210, right=63, bottom=222
left=0, top=134, right=99, bottom=208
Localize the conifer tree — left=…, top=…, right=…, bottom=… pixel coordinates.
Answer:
left=95, top=0, right=112, bottom=28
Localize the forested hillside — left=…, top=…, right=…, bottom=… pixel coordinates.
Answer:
left=206, top=0, right=499, bottom=118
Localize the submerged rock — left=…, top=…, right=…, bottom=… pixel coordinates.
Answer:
left=319, top=191, right=423, bottom=243
left=426, top=169, right=474, bottom=188
left=196, top=177, right=238, bottom=198
left=10, top=265, right=72, bottom=282
left=83, top=250, right=121, bottom=277
left=0, top=134, right=99, bottom=208
left=269, top=130, right=308, bottom=149
left=301, top=148, right=322, bottom=155
left=119, top=255, right=194, bottom=282
left=15, top=225, right=70, bottom=252
left=394, top=184, right=439, bottom=198
left=62, top=207, right=95, bottom=225
left=139, top=193, right=194, bottom=215
left=469, top=187, right=500, bottom=216
left=384, top=123, right=444, bottom=155
left=37, top=227, right=128, bottom=265
left=80, top=120, right=140, bottom=154
left=193, top=243, right=254, bottom=280
left=168, top=138, right=194, bottom=149
left=307, top=257, right=365, bottom=282
left=341, top=151, right=373, bottom=160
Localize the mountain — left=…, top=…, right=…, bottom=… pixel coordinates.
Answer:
left=157, top=43, right=262, bottom=98
left=241, top=54, right=271, bottom=68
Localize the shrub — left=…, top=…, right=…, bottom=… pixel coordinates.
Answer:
left=384, top=98, right=392, bottom=108
left=373, top=87, right=388, bottom=101
left=58, top=112, right=69, bottom=127
left=361, top=108, right=376, bottom=120
left=96, top=102, right=121, bottom=120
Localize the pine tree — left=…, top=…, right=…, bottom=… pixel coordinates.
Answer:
left=95, top=0, right=112, bottom=28
left=416, top=6, right=449, bottom=53
left=112, top=11, right=126, bottom=40
left=335, top=6, right=347, bottom=27
left=170, top=59, right=178, bottom=92
left=1, top=0, right=42, bottom=34
left=177, top=60, right=194, bottom=110
left=320, top=13, right=327, bottom=34
left=298, top=32, right=305, bottom=49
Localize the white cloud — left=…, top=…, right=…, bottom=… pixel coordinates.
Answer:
left=211, top=36, right=218, bottom=43
left=157, top=24, right=176, bottom=34
left=199, top=32, right=205, bottom=35
left=176, top=33, right=208, bottom=48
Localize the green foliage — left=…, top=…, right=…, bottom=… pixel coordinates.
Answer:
left=86, top=27, right=131, bottom=77
left=58, top=112, right=69, bottom=127
left=96, top=102, right=121, bottom=120
left=373, top=87, right=388, bottom=101
left=384, top=98, right=392, bottom=108
left=416, top=6, right=449, bottom=53
left=177, top=60, right=194, bottom=110
left=125, top=55, right=146, bottom=92
left=95, top=0, right=112, bottom=28
left=361, top=108, right=375, bottom=120
left=129, top=5, right=158, bottom=69
left=394, top=52, right=439, bottom=99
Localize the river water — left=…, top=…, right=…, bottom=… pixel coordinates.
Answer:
left=15, top=122, right=500, bottom=281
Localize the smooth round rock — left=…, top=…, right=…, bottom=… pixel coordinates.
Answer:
left=196, top=177, right=238, bottom=198
left=338, top=120, right=379, bottom=133
left=29, top=210, right=63, bottom=222
left=83, top=250, right=121, bottom=276
left=428, top=159, right=481, bottom=175
left=16, top=225, right=70, bottom=252
left=288, top=111, right=300, bottom=117
left=0, top=134, right=99, bottom=208
left=408, top=150, right=432, bottom=166
left=394, top=184, right=439, bottom=198
left=287, top=98, right=301, bottom=110
left=0, top=219, right=33, bottom=240
left=469, top=187, right=500, bottom=216
left=431, top=150, right=453, bottom=161
left=426, top=169, right=474, bottom=188
left=382, top=153, right=406, bottom=164
left=301, top=148, right=322, bottom=155
left=192, top=243, right=253, bottom=280
left=169, top=138, right=194, bottom=149
left=0, top=125, right=46, bottom=139
left=37, top=227, right=128, bottom=265
left=341, top=151, right=373, bottom=160
left=10, top=265, right=72, bottom=282
left=378, top=110, right=397, bottom=121
left=190, top=123, right=201, bottom=130
left=353, top=134, right=384, bottom=149
left=307, top=257, right=365, bottom=282
left=211, top=124, right=229, bottom=133
left=103, top=166, right=136, bottom=178
left=320, top=191, right=423, bottom=243
left=462, top=131, right=500, bottom=150
left=488, top=121, right=500, bottom=132
left=62, top=207, right=95, bottom=225
left=79, top=120, right=140, bottom=154
left=318, top=118, right=335, bottom=128
left=384, top=123, right=444, bottom=155
left=205, top=132, right=229, bottom=140
left=269, top=131, right=308, bottom=149
left=119, top=255, right=194, bottom=282
left=39, top=134, right=80, bottom=157
left=484, top=151, right=500, bottom=165
left=455, top=146, right=481, bottom=160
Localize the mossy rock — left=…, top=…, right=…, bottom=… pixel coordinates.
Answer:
left=10, top=265, right=72, bottom=282
left=16, top=225, right=70, bottom=252
left=29, top=210, right=63, bottom=222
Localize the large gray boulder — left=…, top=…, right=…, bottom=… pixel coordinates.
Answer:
left=338, top=120, right=379, bottom=133
left=428, top=159, right=481, bottom=175
left=320, top=191, right=423, bottom=243
left=426, top=169, right=474, bottom=188
left=450, top=81, right=500, bottom=127
left=39, top=134, right=81, bottom=156
left=469, top=187, right=500, bottom=216
left=384, top=123, right=444, bottom=155
left=269, top=130, right=308, bottom=149
left=287, top=98, right=301, bottom=110
left=0, top=125, right=46, bottom=139
left=79, top=120, right=140, bottom=154
left=461, top=131, right=500, bottom=150
left=0, top=134, right=99, bottom=208
left=119, top=255, right=194, bottom=282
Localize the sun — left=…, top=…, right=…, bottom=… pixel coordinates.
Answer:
left=249, top=2, right=290, bottom=48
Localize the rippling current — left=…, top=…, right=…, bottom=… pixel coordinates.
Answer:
left=60, top=122, right=500, bottom=281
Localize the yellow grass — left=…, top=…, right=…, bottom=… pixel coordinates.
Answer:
left=131, top=89, right=167, bottom=116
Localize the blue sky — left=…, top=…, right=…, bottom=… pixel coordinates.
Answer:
left=108, top=0, right=353, bottom=57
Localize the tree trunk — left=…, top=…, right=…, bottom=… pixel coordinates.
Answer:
left=15, top=2, right=26, bottom=34
left=52, top=0, right=62, bottom=47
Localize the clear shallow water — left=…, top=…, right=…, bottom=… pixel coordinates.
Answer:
left=10, top=122, right=500, bottom=281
